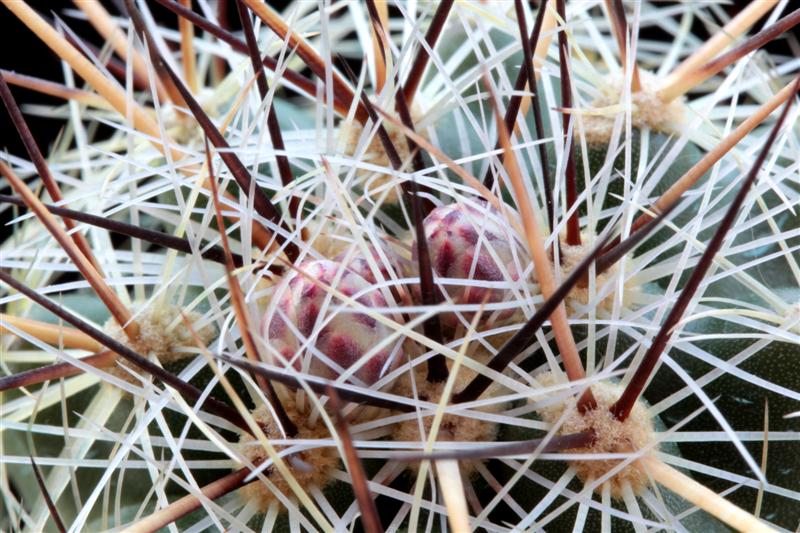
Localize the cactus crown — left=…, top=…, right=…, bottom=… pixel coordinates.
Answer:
left=1, top=1, right=799, bottom=532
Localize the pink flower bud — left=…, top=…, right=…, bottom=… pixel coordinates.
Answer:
left=263, top=260, right=401, bottom=386
left=334, top=244, right=408, bottom=304
left=414, top=201, right=525, bottom=329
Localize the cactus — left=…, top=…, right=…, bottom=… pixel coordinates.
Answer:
left=1, top=1, right=799, bottom=532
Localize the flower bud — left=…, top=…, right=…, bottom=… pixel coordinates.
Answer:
left=414, top=201, right=525, bottom=329
left=334, top=244, right=408, bottom=304
left=263, top=260, right=401, bottom=386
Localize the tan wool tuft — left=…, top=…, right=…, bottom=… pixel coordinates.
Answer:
left=536, top=372, right=656, bottom=499
left=304, top=219, right=357, bottom=260
left=582, top=70, right=686, bottom=145
left=463, top=327, right=520, bottom=361
left=392, top=355, right=502, bottom=475
left=342, top=106, right=426, bottom=204
left=558, top=234, right=638, bottom=315
left=237, top=402, right=339, bottom=511
left=300, top=217, right=412, bottom=267
left=163, top=89, right=219, bottom=145
left=104, top=303, right=215, bottom=383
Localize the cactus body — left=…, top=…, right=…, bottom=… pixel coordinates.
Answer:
left=1, top=1, right=799, bottom=532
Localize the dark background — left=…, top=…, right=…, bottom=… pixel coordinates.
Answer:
left=0, top=0, right=229, bottom=157
left=0, top=1, right=796, bottom=159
